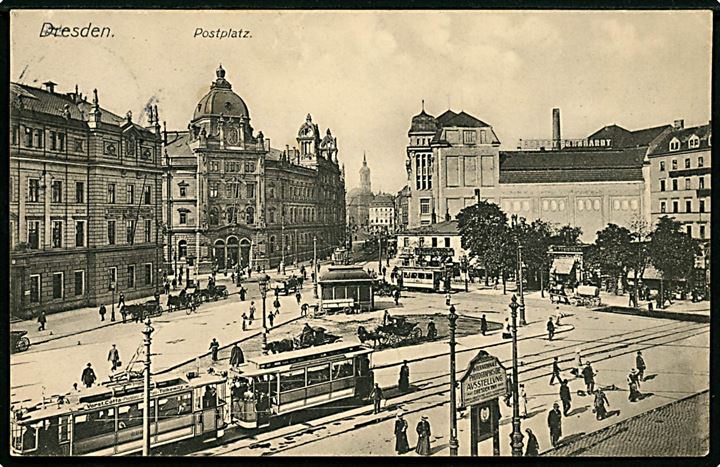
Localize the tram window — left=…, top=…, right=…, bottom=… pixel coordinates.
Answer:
left=58, top=416, right=70, bottom=443
left=280, top=370, right=306, bottom=392
left=307, top=364, right=331, bottom=385
left=13, top=424, right=37, bottom=452
left=332, top=360, right=354, bottom=379
left=118, top=403, right=145, bottom=429
left=74, top=409, right=115, bottom=439
left=410, top=272, right=417, bottom=279
left=203, top=385, right=218, bottom=409
left=158, top=393, right=192, bottom=420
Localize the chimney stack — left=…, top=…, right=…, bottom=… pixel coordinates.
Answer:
left=43, top=81, right=57, bottom=93
left=552, top=108, right=561, bottom=150
left=673, top=119, right=684, bottom=130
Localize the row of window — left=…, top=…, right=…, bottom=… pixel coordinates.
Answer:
left=210, top=182, right=254, bottom=199
left=208, top=160, right=255, bottom=173
left=415, top=153, right=433, bottom=191
left=659, top=155, right=704, bottom=172
left=401, top=236, right=452, bottom=248
left=668, top=134, right=709, bottom=152
left=107, top=183, right=152, bottom=205
left=107, top=219, right=154, bottom=245
left=26, top=263, right=154, bottom=304
left=659, top=176, right=706, bottom=192
left=11, top=126, right=86, bottom=153
left=659, top=199, right=707, bottom=215
left=679, top=223, right=708, bottom=239
left=22, top=218, right=153, bottom=249
left=24, top=180, right=85, bottom=204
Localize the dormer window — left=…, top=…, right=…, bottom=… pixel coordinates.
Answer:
left=688, top=135, right=700, bottom=149
left=669, top=138, right=680, bottom=151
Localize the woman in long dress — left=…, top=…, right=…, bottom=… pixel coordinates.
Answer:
left=415, top=416, right=431, bottom=456
left=394, top=413, right=410, bottom=454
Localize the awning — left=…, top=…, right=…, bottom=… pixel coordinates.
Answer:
left=551, top=257, right=576, bottom=275
left=627, top=264, right=662, bottom=281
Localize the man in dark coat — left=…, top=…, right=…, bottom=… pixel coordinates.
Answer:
left=582, top=362, right=595, bottom=394
left=81, top=363, right=97, bottom=388
left=547, top=317, right=555, bottom=341
left=371, top=383, right=384, bottom=414
left=525, top=428, right=540, bottom=456
left=480, top=314, right=488, bottom=336
left=594, top=387, right=610, bottom=420
left=99, top=305, right=107, bottom=322
left=37, top=311, right=47, bottom=331
left=107, top=344, right=120, bottom=372
left=635, top=351, right=646, bottom=381
left=394, top=288, right=401, bottom=306
left=549, top=356, right=562, bottom=385
left=238, top=286, right=246, bottom=301
left=559, top=379, right=572, bottom=416
left=398, top=361, right=410, bottom=393
left=394, top=413, right=410, bottom=454
left=415, top=416, right=431, bottom=456
left=118, top=292, right=126, bottom=308
left=209, top=338, right=220, bottom=362
left=547, top=402, right=562, bottom=447
left=230, top=344, right=244, bottom=367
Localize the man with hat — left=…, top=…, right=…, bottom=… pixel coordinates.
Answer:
left=547, top=402, right=563, bottom=447
left=635, top=351, right=646, bottom=382
left=81, top=363, right=97, bottom=388
left=393, top=411, right=410, bottom=454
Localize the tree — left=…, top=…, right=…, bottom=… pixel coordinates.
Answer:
left=586, top=224, right=633, bottom=294
left=551, top=225, right=583, bottom=246
left=457, top=201, right=508, bottom=287
left=627, top=218, right=652, bottom=306
left=648, top=216, right=700, bottom=308
left=522, top=219, right=554, bottom=295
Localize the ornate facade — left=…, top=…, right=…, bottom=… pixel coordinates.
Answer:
left=163, top=66, right=346, bottom=273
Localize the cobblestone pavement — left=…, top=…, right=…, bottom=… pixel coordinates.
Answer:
left=544, top=390, right=709, bottom=457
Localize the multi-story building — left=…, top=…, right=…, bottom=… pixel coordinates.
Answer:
left=405, top=106, right=672, bottom=243
left=395, top=185, right=410, bottom=232
left=163, top=66, right=346, bottom=273
left=396, top=220, right=469, bottom=266
left=10, top=81, right=163, bottom=317
left=646, top=120, right=711, bottom=240
left=368, top=194, right=395, bottom=233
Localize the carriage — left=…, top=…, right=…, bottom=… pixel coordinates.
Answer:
left=374, top=280, right=399, bottom=297
left=122, top=300, right=164, bottom=321
left=357, top=316, right=423, bottom=348
left=271, top=277, right=298, bottom=296
left=575, top=285, right=601, bottom=307
left=198, top=284, right=230, bottom=302
left=11, top=330, right=31, bottom=353
left=166, top=290, right=202, bottom=312
left=266, top=324, right=342, bottom=354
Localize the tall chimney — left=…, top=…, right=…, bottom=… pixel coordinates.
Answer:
left=673, top=119, right=684, bottom=130
left=43, top=81, right=57, bottom=93
left=552, top=108, right=561, bottom=150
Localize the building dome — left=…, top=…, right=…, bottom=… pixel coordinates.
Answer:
left=193, top=65, right=250, bottom=121
left=409, top=108, right=438, bottom=134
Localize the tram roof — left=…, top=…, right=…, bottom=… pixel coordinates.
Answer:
left=240, top=341, right=373, bottom=373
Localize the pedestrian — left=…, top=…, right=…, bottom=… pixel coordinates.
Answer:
left=164, top=280, right=170, bottom=295
left=382, top=266, right=387, bottom=278
left=81, top=363, right=97, bottom=388
left=571, top=349, right=583, bottom=377
left=426, top=318, right=437, bottom=340
left=118, top=292, right=126, bottom=308
left=547, top=402, right=562, bottom=447
left=628, top=369, right=642, bottom=402
left=547, top=317, right=555, bottom=341
left=394, top=412, right=410, bottom=454
left=394, top=288, right=401, bottom=306
left=582, top=362, right=595, bottom=394
left=635, top=351, right=646, bottom=382
left=594, top=387, right=610, bottom=420
left=230, top=343, right=245, bottom=367
left=273, top=297, right=281, bottom=315
left=209, top=338, right=220, bottom=362
left=99, top=304, right=107, bottom=322
left=268, top=311, right=275, bottom=328
left=371, top=383, right=384, bottom=414
left=172, top=278, right=177, bottom=290
left=241, top=313, right=248, bottom=331
left=480, top=314, right=488, bottom=336
left=37, top=311, right=47, bottom=331
left=120, top=305, right=127, bottom=324
left=525, top=428, right=540, bottom=456
left=520, top=384, right=528, bottom=418
left=239, top=285, right=246, bottom=301
left=415, top=416, right=431, bottom=456
left=295, top=290, right=302, bottom=306
left=398, top=360, right=410, bottom=393
left=301, top=303, right=309, bottom=317
left=301, top=265, right=306, bottom=281
left=559, top=379, right=572, bottom=416
left=550, top=356, right=562, bottom=385
left=231, top=271, right=235, bottom=284
left=108, top=344, right=121, bottom=372
left=274, top=287, right=279, bottom=299
left=502, top=318, right=512, bottom=339
left=249, top=301, right=256, bottom=321
left=445, top=291, right=451, bottom=306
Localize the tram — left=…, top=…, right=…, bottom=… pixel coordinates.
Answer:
left=331, top=247, right=351, bottom=265
left=11, top=372, right=227, bottom=456
left=399, top=267, right=446, bottom=292
left=229, top=341, right=374, bottom=429
left=11, top=342, right=374, bottom=456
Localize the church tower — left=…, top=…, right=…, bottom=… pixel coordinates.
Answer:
left=359, top=152, right=371, bottom=193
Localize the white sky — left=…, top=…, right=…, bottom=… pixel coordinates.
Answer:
left=11, top=10, right=712, bottom=193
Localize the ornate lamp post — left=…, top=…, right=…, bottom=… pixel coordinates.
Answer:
left=141, top=318, right=154, bottom=457
left=313, top=235, right=318, bottom=299
left=448, top=303, right=459, bottom=456
left=258, top=275, right=269, bottom=354
left=508, top=295, right=524, bottom=456
left=511, top=215, right=527, bottom=326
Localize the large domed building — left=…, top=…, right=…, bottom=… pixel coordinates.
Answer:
left=163, top=65, right=346, bottom=273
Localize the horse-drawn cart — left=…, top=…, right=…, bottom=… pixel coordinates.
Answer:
left=11, top=330, right=30, bottom=353
left=266, top=324, right=341, bottom=354
left=575, top=285, right=601, bottom=307
left=198, top=284, right=230, bottom=302
left=358, top=315, right=423, bottom=348
left=123, top=300, right=164, bottom=321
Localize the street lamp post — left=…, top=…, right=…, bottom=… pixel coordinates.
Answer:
left=258, top=275, right=269, bottom=354
left=110, top=282, right=116, bottom=322
left=141, top=318, right=154, bottom=457
left=511, top=215, right=527, bottom=326
left=448, top=304, right=459, bottom=456
left=378, top=235, right=382, bottom=273
left=313, top=235, right=318, bottom=299
left=508, top=295, right=524, bottom=456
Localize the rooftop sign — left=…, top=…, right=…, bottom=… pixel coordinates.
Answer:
left=518, top=138, right=613, bottom=150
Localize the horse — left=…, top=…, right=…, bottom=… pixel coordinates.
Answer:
left=357, top=325, right=381, bottom=348
left=267, top=338, right=295, bottom=354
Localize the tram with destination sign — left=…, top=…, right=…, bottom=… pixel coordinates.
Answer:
left=10, top=372, right=227, bottom=456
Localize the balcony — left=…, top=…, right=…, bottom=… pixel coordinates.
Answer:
left=668, top=167, right=711, bottom=178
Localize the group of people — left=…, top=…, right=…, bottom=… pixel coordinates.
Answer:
left=77, top=343, right=122, bottom=389
left=393, top=412, right=432, bottom=456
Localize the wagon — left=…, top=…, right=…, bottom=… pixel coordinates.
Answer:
left=10, top=330, right=30, bottom=353
left=358, top=316, right=423, bottom=348
left=166, top=291, right=202, bottom=312
left=575, top=285, right=601, bottom=307
left=198, top=284, right=230, bottom=302
left=271, top=277, right=298, bottom=296
left=123, top=300, right=164, bottom=321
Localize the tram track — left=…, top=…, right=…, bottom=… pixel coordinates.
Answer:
left=196, top=319, right=708, bottom=456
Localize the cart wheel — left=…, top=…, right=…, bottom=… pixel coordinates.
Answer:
left=223, top=290, right=229, bottom=298
left=186, top=306, right=193, bottom=315
left=412, top=327, right=422, bottom=342
left=343, top=307, right=353, bottom=315
left=213, top=295, right=218, bottom=301
left=157, top=305, right=164, bottom=314
left=17, top=337, right=30, bottom=352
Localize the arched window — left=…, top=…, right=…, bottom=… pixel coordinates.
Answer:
left=209, top=207, right=219, bottom=226
left=245, top=206, right=255, bottom=225
left=226, top=206, right=237, bottom=225
left=178, top=240, right=188, bottom=258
